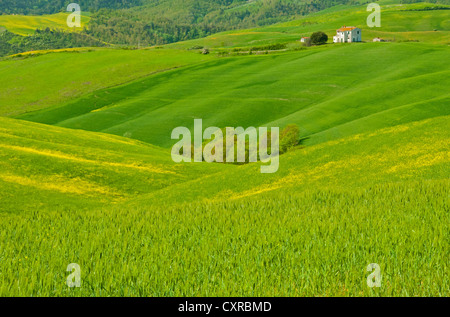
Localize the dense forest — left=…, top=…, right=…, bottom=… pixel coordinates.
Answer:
left=85, top=0, right=361, bottom=46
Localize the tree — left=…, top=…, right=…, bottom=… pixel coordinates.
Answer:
left=310, top=31, right=328, bottom=45
left=280, top=124, right=300, bottom=154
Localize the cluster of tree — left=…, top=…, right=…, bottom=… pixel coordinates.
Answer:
left=183, top=124, right=301, bottom=164
left=300, top=31, right=328, bottom=47
left=310, top=31, right=328, bottom=45
left=0, top=28, right=105, bottom=57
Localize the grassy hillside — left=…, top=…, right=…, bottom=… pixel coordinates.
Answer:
left=0, top=48, right=213, bottom=116
left=0, top=0, right=448, bottom=298
left=3, top=0, right=448, bottom=119
left=132, top=116, right=449, bottom=205
left=17, top=42, right=450, bottom=148
left=0, top=12, right=90, bottom=36
left=168, top=1, right=450, bottom=48
left=0, top=0, right=359, bottom=49
left=1, top=115, right=448, bottom=296
left=0, top=116, right=229, bottom=214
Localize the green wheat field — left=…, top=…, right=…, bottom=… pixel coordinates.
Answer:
left=0, top=0, right=449, bottom=296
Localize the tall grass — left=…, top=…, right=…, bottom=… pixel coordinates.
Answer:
left=0, top=116, right=448, bottom=296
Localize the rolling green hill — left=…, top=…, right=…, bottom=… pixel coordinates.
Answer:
left=2, top=1, right=448, bottom=55
left=0, top=0, right=360, bottom=50
left=0, top=0, right=449, bottom=297
left=0, top=116, right=229, bottom=213
left=1, top=115, right=448, bottom=296
left=131, top=116, right=449, bottom=205
left=0, top=48, right=213, bottom=116
left=17, top=42, right=450, bottom=148
left=3, top=0, right=448, bottom=119
left=8, top=0, right=450, bottom=149
left=168, top=1, right=450, bottom=48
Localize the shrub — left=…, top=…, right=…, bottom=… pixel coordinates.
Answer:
left=217, top=51, right=229, bottom=57
left=280, top=124, right=300, bottom=153
left=310, top=31, right=328, bottom=45
left=249, top=43, right=287, bottom=51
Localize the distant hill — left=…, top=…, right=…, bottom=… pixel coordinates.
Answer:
left=0, top=48, right=213, bottom=116
left=4, top=1, right=449, bottom=149
left=16, top=43, right=450, bottom=148
left=0, top=0, right=361, bottom=53
left=2, top=0, right=449, bottom=56
left=167, top=1, right=450, bottom=48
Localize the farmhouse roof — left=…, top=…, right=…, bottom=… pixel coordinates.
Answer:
left=337, top=26, right=358, bottom=32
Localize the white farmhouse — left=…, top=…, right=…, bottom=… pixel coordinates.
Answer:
left=333, top=26, right=362, bottom=43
